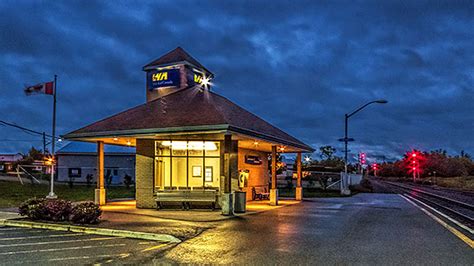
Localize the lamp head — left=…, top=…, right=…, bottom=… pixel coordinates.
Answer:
left=375, top=99, right=388, bottom=104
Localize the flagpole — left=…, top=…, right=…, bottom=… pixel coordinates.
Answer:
left=46, top=75, right=58, bottom=199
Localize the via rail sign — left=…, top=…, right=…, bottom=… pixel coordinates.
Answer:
left=147, top=69, right=180, bottom=90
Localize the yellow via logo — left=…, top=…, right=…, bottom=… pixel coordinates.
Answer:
left=194, top=74, right=203, bottom=84
left=152, top=72, right=168, bottom=82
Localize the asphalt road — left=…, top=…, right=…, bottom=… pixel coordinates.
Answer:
left=160, top=193, right=474, bottom=265
left=0, top=227, right=173, bottom=265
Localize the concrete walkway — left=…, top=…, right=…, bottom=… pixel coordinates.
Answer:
left=0, top=211, right=19, bottom=221
left=101, top=199, right=300, bottom=222
left=97, top=199, right=301, bottom=239
left=0, top=174, right=49, bottom=185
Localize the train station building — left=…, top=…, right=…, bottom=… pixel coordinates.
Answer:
left=64, top=47, right=313, bottom=214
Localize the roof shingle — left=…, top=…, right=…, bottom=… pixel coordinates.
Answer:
left=143, top=47, right=212, bottom=74
left=65, top=87, right=313, bottom=151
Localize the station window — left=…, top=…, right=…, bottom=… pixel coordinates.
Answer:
left=154, top=141, right=220, bottom=190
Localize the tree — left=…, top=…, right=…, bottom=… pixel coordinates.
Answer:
left=319, top=145, right=336, bottom=160
left=15, top=147, right=44, bottom=167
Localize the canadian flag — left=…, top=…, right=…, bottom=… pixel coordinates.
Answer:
left=25, top=81, right=54, bottom=95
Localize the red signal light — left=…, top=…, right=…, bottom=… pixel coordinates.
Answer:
left=412, top=153, right=416, bottom=157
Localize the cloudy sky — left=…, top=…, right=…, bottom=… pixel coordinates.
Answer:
left=1, top=0, right=473, bottom=161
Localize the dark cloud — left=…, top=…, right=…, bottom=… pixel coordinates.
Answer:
left=0, top=0, right=473, bottom=161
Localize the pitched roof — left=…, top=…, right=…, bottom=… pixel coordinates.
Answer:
left=65, top=87, right=313, bottom=151
left=143, top=47, right=212, bottom=74
left=57, top=141, right=135, bottom=155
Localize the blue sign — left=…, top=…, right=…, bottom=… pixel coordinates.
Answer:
left=147, top=69, right=180, bottom=90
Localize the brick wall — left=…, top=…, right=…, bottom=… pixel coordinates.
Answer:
left=135, top=139, right=156, bottom=208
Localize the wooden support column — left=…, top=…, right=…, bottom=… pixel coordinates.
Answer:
left=95, top=141, right=106, bottom=205
left=222, top=134, right=234, bottom=215
left=270, top=145, right=278, bottom=205
left=296, top=152, right=303, bottom=201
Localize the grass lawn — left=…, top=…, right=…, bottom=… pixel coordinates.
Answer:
left=434, top=176, right=474, bottom=191
left=278, top=187, right=345, bottom=198
left=0, top=180, right=135, bottom=208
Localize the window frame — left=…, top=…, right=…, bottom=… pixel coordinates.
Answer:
left=154, top=140, right=220, bottom=190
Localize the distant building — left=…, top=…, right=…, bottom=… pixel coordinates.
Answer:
left=56, top=142, right=135, bottom=185
left=0, top=153, right=22, bottom=173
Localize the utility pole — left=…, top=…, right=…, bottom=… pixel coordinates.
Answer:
left=42, top=132, right=46, bottom=156
left=340, top=99, right=388, bottom=195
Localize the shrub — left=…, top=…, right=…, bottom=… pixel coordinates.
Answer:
left=70, top=202, right=102, bottom=224
left=123, top=174, right=133, bottom=188
left=18, top=198, right=47, bottom=220
left=43, top=199, right=72, bottom=221
left=19, top=198, right=72, bottom=222
left=86, top=174, right=94, bottom=187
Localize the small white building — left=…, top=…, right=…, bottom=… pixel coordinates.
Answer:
left=56, top=142, right=135, bottom=185
left=0, top=153, right=22, bottom=173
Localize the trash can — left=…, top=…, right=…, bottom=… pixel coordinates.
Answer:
left=233, top=191, right=246, bottom=213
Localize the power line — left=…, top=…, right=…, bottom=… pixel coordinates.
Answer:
left=0, top=119, right=55, bottom=139
left=0, top=139, right=44, bottom=142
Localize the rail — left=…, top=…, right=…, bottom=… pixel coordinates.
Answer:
left=383, top=181, right=474, bottom=224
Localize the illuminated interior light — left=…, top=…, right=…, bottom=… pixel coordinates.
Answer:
left=171, top=141, right=188, bottom=150
left=126, top=140, right=131, bottom=146
left=113, top=137, right=118, bottom=141
left=204, top=142, right=217, bottom=150
left=161, top=141, right=217, bottom=150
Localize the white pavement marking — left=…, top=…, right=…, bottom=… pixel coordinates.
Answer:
left=400, top=194, right=474, bottom=249
left=0, top=230, right=45, bottom=235
left=15, top=253, right=131, bottom=264
left=0, top=233, right=84, bottom=241
left=0, top=236, right=123, bottom=248
left=0, top=243, right=127, bottom=256
left=403, top=194, right=474, bottom=235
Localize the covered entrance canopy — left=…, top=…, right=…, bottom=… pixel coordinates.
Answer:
left=64, top=47, right=313, bottom=214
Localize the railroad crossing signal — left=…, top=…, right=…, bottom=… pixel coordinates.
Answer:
left=372, top=163, right=378, bottom=177
left=359, top=152, right=366, bottom=165
left=409, top=150, right=420, bottom=182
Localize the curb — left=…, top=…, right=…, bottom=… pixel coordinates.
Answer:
left=1, top=219, right=181, bottom=243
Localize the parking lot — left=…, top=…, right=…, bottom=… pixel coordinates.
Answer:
left=0, top=226, right=173, bottom=265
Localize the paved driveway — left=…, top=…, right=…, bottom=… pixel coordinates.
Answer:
left=161, top=193, right=474, bottom=265
left=0, top=226, right=173, bottom=265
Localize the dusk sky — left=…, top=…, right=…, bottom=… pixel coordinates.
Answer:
left=1, top=0, right=473, bottom=162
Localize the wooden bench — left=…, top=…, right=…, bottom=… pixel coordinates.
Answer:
left=155, top=190, right=187, bottom=209
left=186, top=189, right=218, bottom=210
left=252, top=186, right=270, bottom=200
left=155, top=188, right=218, bottom=210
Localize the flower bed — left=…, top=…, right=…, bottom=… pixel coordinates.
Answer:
left=19, top=198, right=102, bottom=224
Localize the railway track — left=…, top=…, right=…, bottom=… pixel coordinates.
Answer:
left=380, top=181, right=474, bottom=231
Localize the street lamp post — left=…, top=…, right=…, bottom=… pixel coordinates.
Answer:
left=342, top=99, right=387, bottom=194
